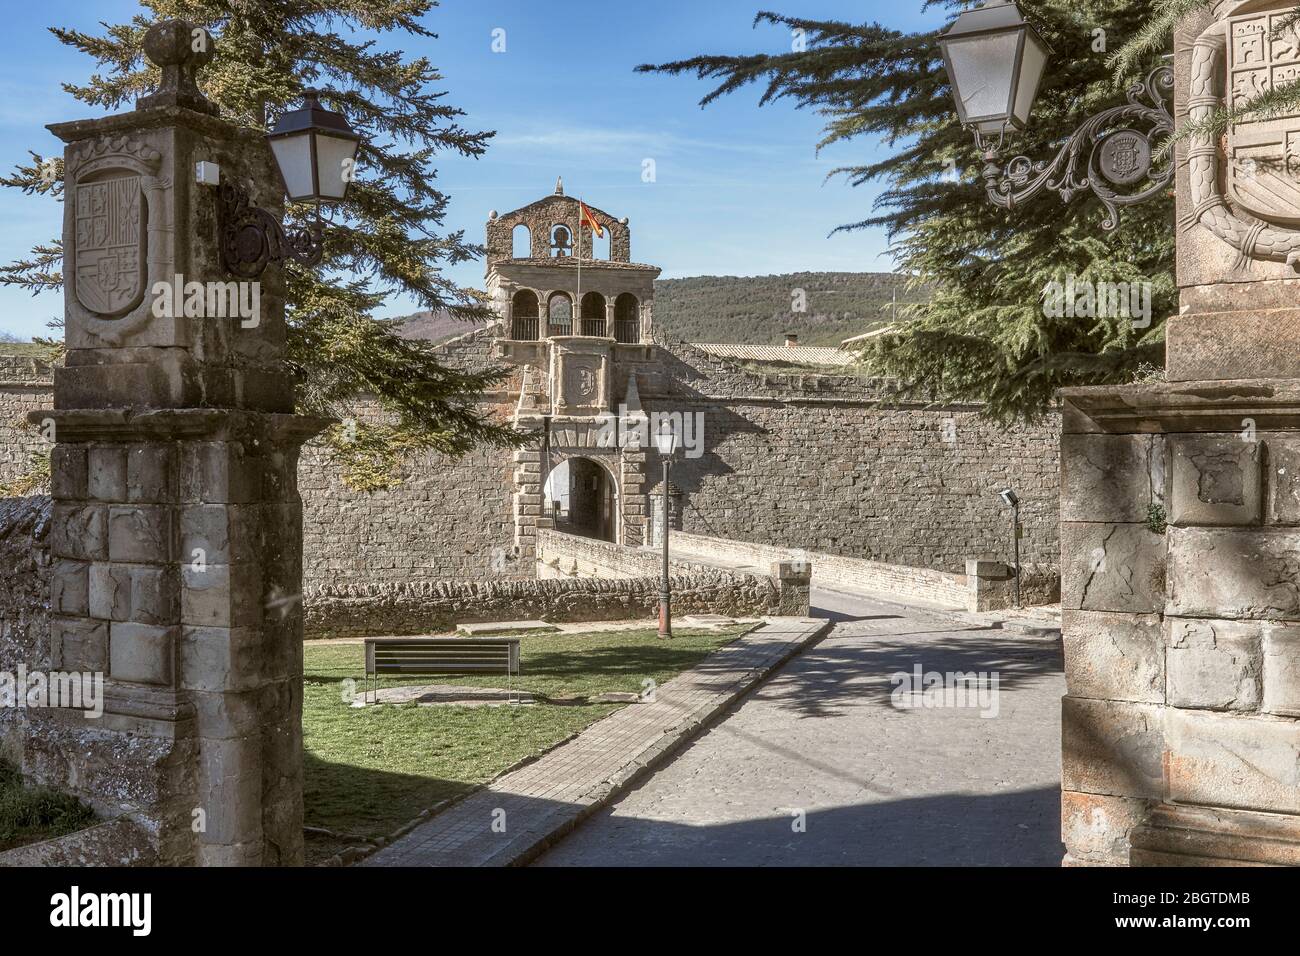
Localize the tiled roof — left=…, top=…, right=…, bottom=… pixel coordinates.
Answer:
left=840, top=325, right=897, bottom=347
left=691, top=342, right=856, bottom=367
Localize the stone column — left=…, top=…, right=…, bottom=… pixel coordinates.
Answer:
left=1059, top=0, right=1300, bottom=866
left=771, top=561, right=812, bottom=617
left=32, top=20, right=325, bottom=865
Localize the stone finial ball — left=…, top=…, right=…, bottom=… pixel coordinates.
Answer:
left=143, top=19, right=215, bottom=70
left=488, top=210, right=499, bottom=220
left=620, top=217, right=629, bottom=225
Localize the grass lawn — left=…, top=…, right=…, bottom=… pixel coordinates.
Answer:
left=302, top=624, right=750, bottom=864
left=0, top=761, right=96, bottom=853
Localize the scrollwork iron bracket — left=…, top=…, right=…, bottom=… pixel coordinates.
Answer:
left=217, top=180, right=324, bottom=279
left=981, top=66, right=1174, bottom=231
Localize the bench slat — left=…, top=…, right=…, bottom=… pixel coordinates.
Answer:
left=364, top=636, right=521, bottom=678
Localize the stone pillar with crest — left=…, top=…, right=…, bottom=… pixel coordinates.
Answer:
left=1059, top=0, right=1300, bottom=866
left=28, top=20, right=324, bottom=865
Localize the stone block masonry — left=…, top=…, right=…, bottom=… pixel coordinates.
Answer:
left=0, top=336, right=1063, bottom=589
left=645, top=342, right=1060, bottom=576
left=0, top=358, right=55, bottom=491
left=1059, top=386, right=1300, bottom=865
left=14, top=20, right=329, bottom=868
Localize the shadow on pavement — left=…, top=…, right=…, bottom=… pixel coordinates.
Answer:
left=535, top=786, right=1063, bottom=867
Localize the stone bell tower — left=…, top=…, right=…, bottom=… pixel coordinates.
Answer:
left=1059, top=0, right=1300, bottom=866
left=483, top=181, right=662, bottom=565
left=28, top=20, right=324, bottom=865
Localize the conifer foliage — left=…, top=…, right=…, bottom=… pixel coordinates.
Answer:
left=641, top=2, right=1177, bottom=421
left=0, top=0, right=525, bottom=489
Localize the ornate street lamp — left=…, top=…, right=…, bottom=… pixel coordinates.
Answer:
left=219, top=89, right=363, bottom=278
left=939, top=0, right=1173, bottom=231
left=654, top=418, right=682, bottom=639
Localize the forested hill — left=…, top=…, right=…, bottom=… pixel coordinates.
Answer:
left=375, top=271, right=923, bottom=349
left=652, top=272, right=922, bottom=347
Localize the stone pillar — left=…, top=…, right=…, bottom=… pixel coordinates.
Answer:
left=771, top=561, right=812, bottom=617
left=964, top=558, right=1015, bottom=613
left=31, top=21, right=325, bottom=865
left=1059, top=0, right=1300, bottom=866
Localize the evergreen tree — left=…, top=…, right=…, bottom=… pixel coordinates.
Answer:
left=640, top=2, right=1176, bottom=421
left=0, top=0, right=525, bottom=489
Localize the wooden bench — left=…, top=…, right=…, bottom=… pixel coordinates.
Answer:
left=363, top=637, right=521, bottom=704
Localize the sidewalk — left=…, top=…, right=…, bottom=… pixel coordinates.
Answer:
left=361, top=616, right=830, bottom=867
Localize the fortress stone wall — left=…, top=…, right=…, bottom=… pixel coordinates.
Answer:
left=2, top=344, right=1060, bottom=589
left=643, top=342, right=1060, bottom=575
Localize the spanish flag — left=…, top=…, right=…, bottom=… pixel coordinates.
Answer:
left=579, top=200, right=604, bottom=239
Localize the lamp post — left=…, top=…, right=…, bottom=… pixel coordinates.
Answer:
left=999, top=488, right=1022, bottom=609
left=938, top=0, right=1173, bottom=231
left=219, top=89, right=363, bottom=278
left=655, top=418, right=682, bottom=638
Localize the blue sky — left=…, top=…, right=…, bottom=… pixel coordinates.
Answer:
left=0, top=1, right=947, bottom=339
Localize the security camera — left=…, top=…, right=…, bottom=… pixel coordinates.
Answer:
left=999, top=488, right=1019, bottom=508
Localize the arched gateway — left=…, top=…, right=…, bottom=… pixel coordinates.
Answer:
left=485, top=180, right=661, bottom=563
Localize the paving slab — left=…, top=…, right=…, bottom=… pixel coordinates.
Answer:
left=350, top=684, right=536, bottom=708
left=455, top=620, right=559, bottom=636
left=361, top=616, right=830, bottom=867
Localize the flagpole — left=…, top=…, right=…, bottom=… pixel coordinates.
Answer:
left=576, top=195, right=582, bottom=335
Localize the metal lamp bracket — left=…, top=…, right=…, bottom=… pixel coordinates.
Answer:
left=218, top=180, right=324, bottom=279
left=982, top=66, right=1175, bottom=231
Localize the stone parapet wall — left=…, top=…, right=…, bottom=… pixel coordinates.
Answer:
left=666, top=531, right=1058, bottom=611
left=0, top=358, right=55, bottom=492
left=0, top=495, right=52, bottom=766
left=536, top=527, right=723, bottom=579
left=302, top=572, right=780, bottom=640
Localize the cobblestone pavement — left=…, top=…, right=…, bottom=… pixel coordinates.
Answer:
left=534, top=588, right=1066, bottom=866
left=361, top=617, right=830, bottom=867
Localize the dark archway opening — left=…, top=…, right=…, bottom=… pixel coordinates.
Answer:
left=614, top=293, right=639, bottom=344
left=511, top=289, right=539, bottom=340
left=543, top=457, right=617, bottom=543
left=580, top=291, right=607, bottom=337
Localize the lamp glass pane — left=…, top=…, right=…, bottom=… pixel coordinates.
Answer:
left=656, top=424, right=679, bottom=454
left=314, top=132, right=360, bottom=200
left=1012, top=34, right=1050, bottom=128
left=269, top=134, right=315, bottom=200
left=945, top=31, right=1020, bottom=124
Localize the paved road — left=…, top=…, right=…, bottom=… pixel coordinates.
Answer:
left=535, top=589, right=1065, bottom=866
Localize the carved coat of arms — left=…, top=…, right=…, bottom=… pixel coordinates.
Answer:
left=74, top=173, right=146, bottom=317
left=1227, top=9, right=1300, bottom=227
left=576, top=366, right=596, bottom=398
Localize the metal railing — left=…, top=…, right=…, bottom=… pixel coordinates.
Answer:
left=511, top=316, right=539, bottom=341
left=580, top=318, right=607, bottom=337
left=614, top=319, right=639, bottom=344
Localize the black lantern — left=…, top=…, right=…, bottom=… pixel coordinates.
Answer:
left=218, top=89, right=363, bottom=279
left=266, top=89, right=362, bottom=203
left=938, top=0, right=1050, bottom=140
